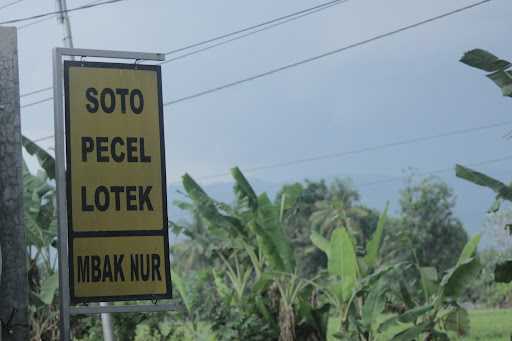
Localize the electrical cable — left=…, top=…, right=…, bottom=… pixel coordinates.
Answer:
left=0, top=0, right=127, bottom=25
left=0, top=0, right=25, bottom=11
left=164, top=0, right=492, bottom=106
left=160, top=0, right=346, bottom=65
left=20, top=86, right=53, bottom=98
left=163, top=0, right=346, bottom=56
left=196, top=120, right=512, bottom=180
left=20, top=0, right=493, bottom=108
left=21, top=96, right=53, bottom=109
left=357, top=154, right=512, bottom=188
left=27, top=120, right=512, bottom=178
left=19, top=0, right=347, bottom=96
left=18, top=0, right=105, bottom=30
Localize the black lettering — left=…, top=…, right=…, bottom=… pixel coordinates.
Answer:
left=151, top=254, right=161, bottom=281
left=110, top=186, right=124, bottom=210
left=130, top=254, right=139, bottom=281
left=115, top=88, right=129, bottom=113
left=102, top=255, right=113, bottom=282
left=94, top=186, right=110, bottom=211
left=81, top=136, right=94, bottom=162
left=126, top=137, right=138, bottom=162
left=140, top=138, right=151, bottom=163
left=91, top=255, right=101, bottom=282
left=81, top=186, right=93, bottom=212
left=130, top=89, right=144, bottom=114
left=138, top=186, right=153, bottom=211
left=100, top=88, right=116, bottom=113
left=114, top=255, right=125, bottom=281
left=96, top=137, right=109, bottom=162
left=111, top=137, right=125, bottom=162
left=140, top=254, right=150, bottom=281
left=77, top=256, right=90, bottom=283
left=126, top=186, right=137, bottom=211
left=85, top=87, right=98, bottom=113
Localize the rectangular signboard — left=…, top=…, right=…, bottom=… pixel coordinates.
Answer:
left=64, top=61, right=171, bottom=302
left=72, top=236, right=170, bottom=299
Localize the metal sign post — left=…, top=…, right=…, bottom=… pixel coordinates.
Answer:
left=53, top=48, right=176, bottom=341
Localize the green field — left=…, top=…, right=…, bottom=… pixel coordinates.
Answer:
left=462, top=309, right=512, bottom=341
left=381, top=308, right=512, bottom=340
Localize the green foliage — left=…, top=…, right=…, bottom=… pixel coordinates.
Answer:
left=364, top=203, right=388, bottom=269
left=444, top=307, right=470, bottom=337
left=309, top=203, right=396, bottom=340
left=394, top=176, right=469, bottom=274
left=172, top=269, right=193, bottom=316
left=460, top=49, right=512, bottom=97
left=327, top=228, right=359, bottom=302
left=455, top=164, right=512, bottom=213
left=22, top=135, right=55, bottom=179
left=231, top=166, right=258, bottom=212
left=21, top=137, right=63, bottom=340
left=440, top=235, right=481, bottom=299
left=360, top=280, right=387, bottom=332
left=310, top=230, right=329, bottom=254
left=253, top=193, right=295, bottom=273
left=38, top=272, right=59, bottom=305
left=456, top=50, right=512, bottom=309
left=495, top=259, right=512, bottom=283
left=380, top=236, right=482, bottom=340
left=462, top=248, right=512, bottom=308
left=182, top=173, right=246, bottom=238
left=460, top=49, right=511, bottom=73
left=20, top=134, right=489, bottom=341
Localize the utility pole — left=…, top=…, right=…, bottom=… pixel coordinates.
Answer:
left=0, top=26, right=28, bottom=341
left=56, top=0, right=74, bottom=49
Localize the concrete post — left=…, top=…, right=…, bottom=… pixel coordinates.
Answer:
left=0, top=26, right=28, bottom=341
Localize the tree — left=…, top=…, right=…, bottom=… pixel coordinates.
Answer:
left=396, top=176, right=468, bottom=274
left=277, top=179, right=381, bottom=276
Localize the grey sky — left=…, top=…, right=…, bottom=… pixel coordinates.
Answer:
left=9, top=0, right=512, bottom=225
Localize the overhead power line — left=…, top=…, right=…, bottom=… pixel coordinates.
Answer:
left=0, top=0, right=25, bottom=11
left=28, top=120, right=512, bottom=178
left=196, top=120, right=512, bottom=180
left=21, top=96, right=53, bottom=109
left=0, top=0, right=126, bottom=25
left=357, top=154, right=512, bottom=189
left=20, top=86, right=53, bottom=98
left=31, top=135, right=54, bottom=143
left=163, top=0, right=347, bottom=56
left=161, top=0, right=345, bottom=64
left=17, top=0, right=104, bottom=30
left=18, top=14, right=54, bottom=29
left=20, top=0, right=347, bottom=97
left=20, top=0, right=492, bottom=109
left=165, top=0, right=492, bottom=105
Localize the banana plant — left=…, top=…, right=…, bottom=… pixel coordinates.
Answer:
left=182, top=168, right=320, bottom=340
left=21, top=137, right=59, bottom=305
left=456, top=49, right=512, bottom=283
left=379, top=235, right=482, bottom=340
left=20, top=136, right=62, bottom=339
left=310, top=204, right=397, bottom=340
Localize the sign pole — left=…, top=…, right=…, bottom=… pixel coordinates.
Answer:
left=53, top=47, right=71, bottom=341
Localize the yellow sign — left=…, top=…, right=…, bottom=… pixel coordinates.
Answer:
left=72, top=236, right=169, bottom=298
left=67, top=63, right=166, bottom=231
left=64, top=61, right=171, bottom=302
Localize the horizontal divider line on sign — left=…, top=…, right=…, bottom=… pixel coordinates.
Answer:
left=70, top=229, right=168, bottom=238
